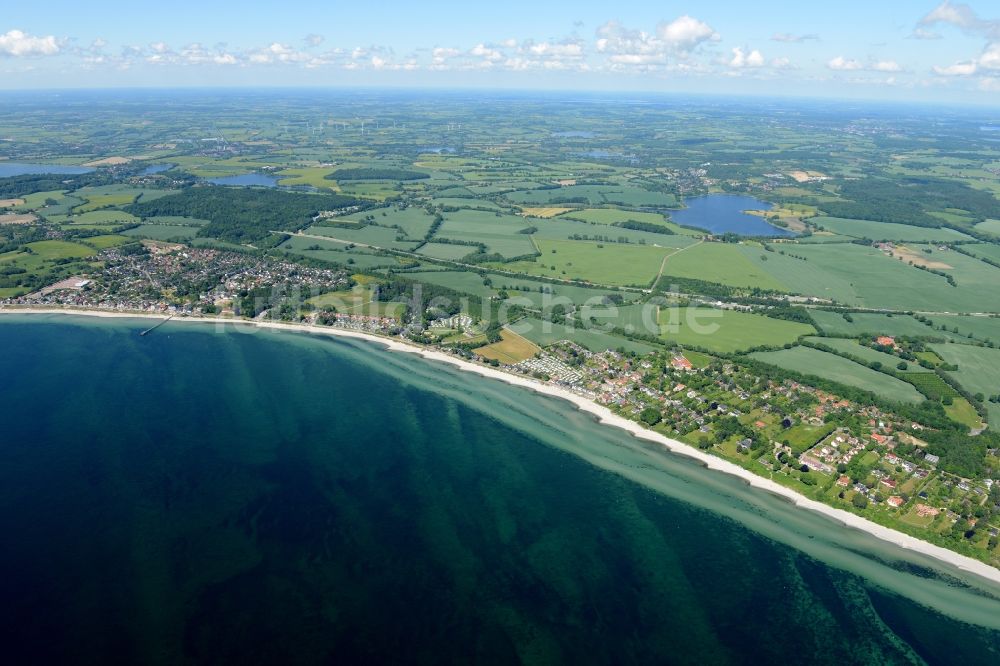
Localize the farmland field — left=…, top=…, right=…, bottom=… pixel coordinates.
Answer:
left=803, top=337, right=918, bottom=370
left=560, top=208, right=696, bottom=235
left=658, top=243, right=787, bottom=291
left=742, top=243, right=998, bottom=311
left=662, top=307, right=815, bottom=353
left=750, top=347, right=925, bottom=404
left=506, top=185, right=676, bottom=208
left=931, top=343, right=1000, bottom=423
left=973, top=219, right=1000, bottom=235
left=502, top=239, right=672, bottom=287
left=513, top=317, right=658, bottom=354
left=416, top=243, right=476, bottom=261
left=809, top=217, right=973, bottom=242
left=521, top=207, right=573, bottom=218
left=122, top=224, right=201, bottom=241
left=434, top=210, right=537, bottom=258
left=64, top=210, right=139, bottom=225
left=474, top=329, right=541, bottom=364
left=808, top=311, right=951, bottom=339
left=903, top=373, right=959, bottom=401
left=275, top=167, right=338, bottom=190
left=82, top=234, right=129, bottom=249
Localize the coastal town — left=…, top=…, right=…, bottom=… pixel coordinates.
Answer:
left=5, top=238, right=998, bottom=562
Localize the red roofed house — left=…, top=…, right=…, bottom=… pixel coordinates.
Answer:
left=881, top=477, right=897, bottom=489
left=837, top=475, right=851, bottom=487
left=876, top=336, right=897, bottom=348
left=887, top=496, right=904, bottom=508
left=671, top=356, right=693, bottom=371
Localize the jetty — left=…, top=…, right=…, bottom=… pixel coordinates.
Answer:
left=139, top=315, right=173, bottom=336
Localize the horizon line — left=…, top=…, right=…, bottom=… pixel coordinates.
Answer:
left=1, top=84, right=999, bottom=112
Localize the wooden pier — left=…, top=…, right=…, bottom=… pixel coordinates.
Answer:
left=139, top=315, right=173, bottom=336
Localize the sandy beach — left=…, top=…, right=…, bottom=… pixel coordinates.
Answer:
left=4, top=305, right=1000, bottom=587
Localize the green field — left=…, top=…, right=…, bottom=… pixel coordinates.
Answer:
left=506, top=184, right=677, bottom=208
left=21, top=240, right=96, bottom=260
left=808, top=311, right=952, bottom=339
left=804, top=337, right=918, bottom=370
left=973, top=219, right=1000, bottom=235
left=931, top=343, right=1000, bottom=423
left=0, top=239, right=98, bottom=297
left=64, top=210, right=139, bottom=225
left=83, top=234, right=130, bottom=249
left=416, top=243, right=476, bottom=261
left=276, top=167, right=338, bottom=190
left=434, top=209, right=537, bottom=258
left=122, top=224, right=201, bottom=241
left=904, top=373, right=959, bottom=401
left=302, top=225, right=422, bottom=252
left=809, top=216, right=972, bottom=242
left=560, top=208, right=697, bottom=235
left=738, top=243, right=998, bottom=311
left=784, top=423, right=836, bottom=455
left=944, top=398, right=984, bottom=430
left=658, top=243, right=787, bottom=291
left=277, top=236, right=399, bottom=269
left=928, top=314, right=1000, bottom=344
left=527, top=215, right=696, bottom=247
left=661, top=307, right=814, bottom=353
left=513, top=317, right=657, bottom=354
left=750, top=346, right=925, bottom=404
left=502, top=239, right=672, bottom=287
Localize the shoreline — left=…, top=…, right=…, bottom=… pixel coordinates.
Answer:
left=4, top=306, right=1000, bottom=588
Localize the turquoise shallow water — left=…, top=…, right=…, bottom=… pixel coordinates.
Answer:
left=0, top=315, right=998, bottom=665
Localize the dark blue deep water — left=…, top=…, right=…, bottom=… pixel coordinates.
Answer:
left=669, top=194, right=794, bottom=237
left=0, top=316, right=998, bottom=665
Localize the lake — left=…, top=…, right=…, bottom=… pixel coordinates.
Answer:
left=0, top=162, right=93, bottom=177
left=0, top=315, right=998, bottom=664
left=141, top=163, right=175, bottom=175
left=207, top=173, right=279, bottom=187
left=669, top=194, right=794, bottom=237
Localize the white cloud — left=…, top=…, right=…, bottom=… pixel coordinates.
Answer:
left=594, top=16, right=716, bottom=70
left=305, top=34, right=324, bottom=47
left=872, top=60, right=902, bottom=72
left=0, top=29, right=60, bottom=57
left=919, top=1, right=999, bottom=38
left=980, top=42, right=1000, bottom=70
left=910, top=28, right=942, bottom=40
left=770, top=56, right=794, bottom=69
left=249, top=42, right=310, bottom=64
left=526, top=41, right=583, bottom=58
left=770, top=33, right=818, bottom=43
left=933, top=60, right=977, bottom=76
left=469, top=44, right=503, bottom=62
left=657, top=15, right=719, bottom=53
left=827, top=56, right=902, bottom=73
left=728, top=47, right=764, bottom=68
left=828, top=56, right=863, bottom=71
left=431, top=47, right=460, bottom=65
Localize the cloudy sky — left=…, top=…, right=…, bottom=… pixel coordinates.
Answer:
left=1, top=1, right=998, bottom=104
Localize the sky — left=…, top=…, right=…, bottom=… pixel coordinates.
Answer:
left=1, top=1, right=999, bottom=105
